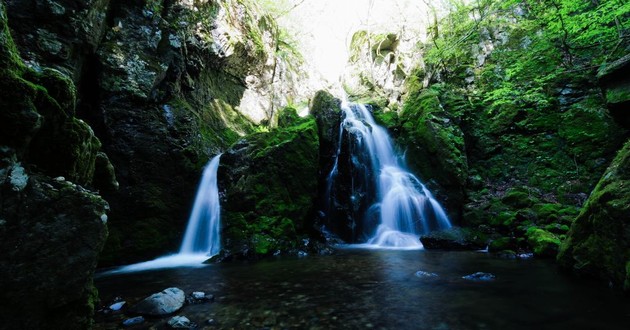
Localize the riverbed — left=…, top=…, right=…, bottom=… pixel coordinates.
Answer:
left=95, top=249, right=629, bottom=329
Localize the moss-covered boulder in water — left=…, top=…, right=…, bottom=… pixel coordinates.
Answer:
left=219, top=116, right=320, bottom=258
left=558, top=140, right=630, bottom=290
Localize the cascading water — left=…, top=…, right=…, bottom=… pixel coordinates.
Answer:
left=327, top=101, right=452, bottom=248
left=179, top=154, right=222, bottom=255
left=101, top=155, right=222, bottom=274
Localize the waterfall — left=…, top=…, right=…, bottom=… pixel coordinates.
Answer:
left=328, top=101, right=452, bottom=248
left=101, top=155, right=222, bottom=274
left=179, top=154, right=222, bottom=255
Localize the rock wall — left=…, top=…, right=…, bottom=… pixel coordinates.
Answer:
left=4, top=0, right=308, bottom=265
left=0, top=1, right=109, bottom=328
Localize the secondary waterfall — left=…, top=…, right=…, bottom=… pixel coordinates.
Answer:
left=327, top=101, right=452, bottom=248
left=100, top=155, right=222, bottom=274
left=179, top=154, right=222, bottom=255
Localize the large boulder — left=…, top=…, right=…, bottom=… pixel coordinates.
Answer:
left=558, top=140, right=630, bottom=290
left=0, top=4, right=110, bottom=328
left=218, top=115, right=320, bottom=258
left=131, top=288, right=185, bottom=316
left=0, top=168, right=109, bottom=329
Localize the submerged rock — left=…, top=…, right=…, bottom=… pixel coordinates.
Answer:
left=415, top=270, right=439, bottom=278
left=122, top=316, right=145, bottom=327
left=109, top=301, right=126, bottom=311
left=168, top=315, right=194, bottom=329
left=462, top=272, right=496, bottom=281
left=132, top=288, right=185, bottom=316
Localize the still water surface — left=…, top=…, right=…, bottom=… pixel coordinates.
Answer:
left=95, top=249, right=630, bottom=329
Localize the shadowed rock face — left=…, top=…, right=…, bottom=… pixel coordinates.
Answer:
left=4, top=0, right=299, bottom=265
left=1, top=2, right=110, bottom=328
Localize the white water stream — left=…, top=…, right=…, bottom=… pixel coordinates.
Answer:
left=102, top=155, right=222, bottom=274
left=331, top=101, right=452, bottom=249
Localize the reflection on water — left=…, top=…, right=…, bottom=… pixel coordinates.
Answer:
left=95, top=249, right=630, bottom=329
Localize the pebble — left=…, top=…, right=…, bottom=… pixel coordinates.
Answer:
left=122, top=316, right=144, bottom=327
left=109, top=301, right=126, bottom=311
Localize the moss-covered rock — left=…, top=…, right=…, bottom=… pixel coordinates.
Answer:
left=393, top=84, right=468, bottom=220
left=526, top=227, right=561, bottom=257
left=558, top=140, right=630, bottom=290
left=598, top=53, right=630, bottom=129
left=219, top=116, right=320, bottom=259
left=420, top=227, right=488, bottom=250
left=0, top=164, right=108, bottom=330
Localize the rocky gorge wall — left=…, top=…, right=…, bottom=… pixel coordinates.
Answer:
left=2, top=0, right=310, bottom=266
left=354, top=1, right=630, bottom=290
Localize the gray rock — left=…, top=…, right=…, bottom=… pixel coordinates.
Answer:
left=132, top=288, right=185, bottom=316
left=168, top=315, right=193, bottom=329
left=122, top=316, right=145, bottom=327
left=109, top=301, right=126, bottom=311
left=415, top=270, right=439, bottom=278
left=462, top=272, right=496, bottom=281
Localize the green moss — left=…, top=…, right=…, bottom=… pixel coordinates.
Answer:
left=502, top=190, right=537, bottom=208
left=277, top=106, right=300, bottom=127
left=489, top=237, right=517, bottom=252
left=526, top=227, right=561, bottom=258
left=222, top=116, right=319, bottom=257
left=558, top=140, right=630, bottom=290
left=625, top=261, right=630, bottom=291
left=606, top=88, right=630, bottom=104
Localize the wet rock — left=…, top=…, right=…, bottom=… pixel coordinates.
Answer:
left=219, top=116, right=319, bottom=258
left=420, top=227, right=488, bottom=250
left=462, top=272, right=496, bottom=281
left=168, top=315, right=195, bottom=329
left=122, top=316, right=145, bottom=327
left=186, top=291, right=214, bottom=304
left=415, top=270, right=439, bottom=278
left=132, top=288, right=185, bottom=316
left=558, top=140, right=630, bottom=291
left=109, top=301, right=126, bottom=311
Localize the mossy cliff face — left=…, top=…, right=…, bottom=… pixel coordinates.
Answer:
left=364, top=3, right=628, bottom=260
left=558, top=141, right=630, bottom=290
left=557, top=58, right=630, bottom=291
left=0, top=2, right=109, bottom=328
left=218, top=114, right=320, bottom=258
left=2, top=0, right=298, bottom=265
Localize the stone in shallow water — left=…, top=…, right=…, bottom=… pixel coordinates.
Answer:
left=415, top=270, right=439, bottom=278
left=132, top=287, right=185, bottom=315
left=109, top=301, right=125, bottom=311
left=462, top=272, right=496, bottom=281
left=192, top=291, right=205, bottom=300
left=122, top=316, right=144, bottom=327
left=168, top=315, right=194, bottom=328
